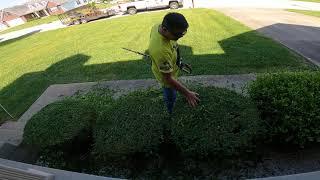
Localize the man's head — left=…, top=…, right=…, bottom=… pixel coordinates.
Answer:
left=161, top=12, right=189, bottom=41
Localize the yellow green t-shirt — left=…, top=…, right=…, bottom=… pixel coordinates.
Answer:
left=148, top=24, right=179, bottom=88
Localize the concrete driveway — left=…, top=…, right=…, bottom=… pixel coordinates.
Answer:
left=217, top=8, right=320, bottom=66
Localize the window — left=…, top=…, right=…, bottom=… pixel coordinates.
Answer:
left=76, top=0, right=81, bottom=5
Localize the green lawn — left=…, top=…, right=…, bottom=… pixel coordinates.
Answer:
left=287, top=9, right=320, bottom=17
left=95, top=2, right=113, bottom=9
left=0, top=4, right=113, bottom=35
left=294, top=0, right=320, bottom=2
left=0, top=16, right=59, bottom=35
left=0, top=8, right=311, bottom=123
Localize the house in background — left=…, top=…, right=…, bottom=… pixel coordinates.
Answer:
left=0, top=9, right=27, bottom=29
left=6, top=1, right=53, bottom=21
left=0, top=0, right=101, bottom=31
left=47, top=1, right=65, bottom=15
left=0, top=0, right=68, bottom=30
left=60, top=0, right=98, bottom=12
left=0, top=10, right=10, bottom=30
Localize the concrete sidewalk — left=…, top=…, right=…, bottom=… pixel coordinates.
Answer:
left=251, top=171, right=320, bottom=180
left=0, top=158, right=120, bottom=180
left=217, top=8, right=320, bottom=66
left=0, top=20, right=66, bottom=43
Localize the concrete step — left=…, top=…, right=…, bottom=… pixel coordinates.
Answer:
left=0, top=158, right=119, bottom=180
left=0, top=164, right=54, bottom=180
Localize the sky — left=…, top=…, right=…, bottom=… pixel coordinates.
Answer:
left=0, top=0, right=27, bottom=9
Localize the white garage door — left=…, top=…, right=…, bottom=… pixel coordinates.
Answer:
left=0, top=23, right=8, bottom=31
left=6, top=18, right=25, bottom=27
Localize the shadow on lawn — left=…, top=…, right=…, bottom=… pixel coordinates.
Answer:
left=0, top=24, right=314, bottom=122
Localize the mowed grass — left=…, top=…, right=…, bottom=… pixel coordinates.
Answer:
left=287, top=9, right=320, bottom=18
left=294, top=0, right=320, bottom=2
left=95, top=2, right=113, bottom=9
left=0, top=16, right=59, bottom=35
left=0, top=8, right=311, bottom=122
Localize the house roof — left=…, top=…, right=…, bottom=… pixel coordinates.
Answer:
left=2, top=0, right=70, bottom=17
left=4, top=1, right=49, bottom=16
left=27, top=0, right=69, bottom=5
left=50, top=0, right=70, bottom=5
left=0, top=9, right=21, bottom=21
left=4, top=5, right=30, bottom=16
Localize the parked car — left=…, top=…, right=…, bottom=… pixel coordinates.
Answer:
left=118, top=0, right=183, bottom=15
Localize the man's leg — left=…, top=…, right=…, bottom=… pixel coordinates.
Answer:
left=163, top=87, right=177, bottom=114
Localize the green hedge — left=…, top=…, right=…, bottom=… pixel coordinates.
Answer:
left=24, top=87, right=263, bottom=160
left=171, top=87, right=263, bottom=157
left=23, top=99, right=96, bottom=149
left=93, top=87, right=263, bottom=159
left=93, top=90, right=167, bottom=159
left=249, top=71, right=320, bottom=146
left=23, top=90, right=113, bottom=149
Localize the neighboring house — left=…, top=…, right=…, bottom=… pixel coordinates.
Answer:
left=0, top=10, right=9, bottom=31
left=6, top=1, right=51, bottom=21
left=46, top=1, right=66, bottom=15
left=0, top=0, right=68, bottom=29
left=0, top=8, right=27, bottom=28
left=60, top=0, right=97, bottom=12
left=0, top=0, right=99, bottom=29
left=27, top=0, right=68, bottom=15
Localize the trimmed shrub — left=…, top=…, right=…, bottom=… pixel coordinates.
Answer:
left=24, top=99, right=97, bottom=149
left=74, top=89, right=114, bottom=112
left=93, top=89, right=167, bottom=159
left=171, top=87, right=263, bottom=158
left=249, top=71, right=320, bottom=146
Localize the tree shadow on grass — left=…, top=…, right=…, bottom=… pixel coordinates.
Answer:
left=0, top=54, right=153, bottom=123
left=0, top=24, right=315, bottom=122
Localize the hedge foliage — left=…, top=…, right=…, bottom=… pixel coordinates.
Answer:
left=93, top=87, right=262, bottom=159
left=23, top=99, right=96, bottom=149
left=249, top=71, right=320, bottom=146
left=93, top=90, right=167, bottom=159
left=24, top=86, right=263, bottom=159
left=23, top=89, right=113, bottom=149
left=171, top=87, right=263, bottom=157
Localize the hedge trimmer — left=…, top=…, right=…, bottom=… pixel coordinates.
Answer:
left=122, top=47, right=192, bottom=74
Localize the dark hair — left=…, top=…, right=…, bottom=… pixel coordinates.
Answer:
left=162, top=12, right=189, bottom=31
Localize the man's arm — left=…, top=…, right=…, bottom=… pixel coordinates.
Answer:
left=163, top=73, right=200, bottom=107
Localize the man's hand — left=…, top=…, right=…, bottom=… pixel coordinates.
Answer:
left=163, top=73, right=200, bottom=107
left=185, top=91, right=200, bottom=107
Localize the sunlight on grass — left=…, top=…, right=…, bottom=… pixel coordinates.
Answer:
left=0, top=8, right=311, bottom=122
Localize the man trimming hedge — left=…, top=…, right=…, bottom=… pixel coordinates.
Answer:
left=148, top=12, right=200, bottom=114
